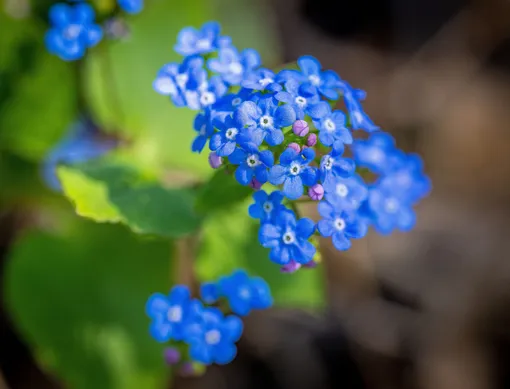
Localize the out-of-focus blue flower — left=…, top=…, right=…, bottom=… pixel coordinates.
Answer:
left=117, top=0, right=143, bottom=14
left=367, top=186, right=416, bottom=234
left=241, top=68, right=282, bottom=92
left=319, top=146, right=355, bottom=187
left=259, top=209, right=316, bottom=265
left=352, top=132, right=404, bottom=174
left=192, top=109, right=215, bottom=153
left=42, top=118, right=116, bottom=191
left=228, top=145, right=274, bottom=185
left=174, top=21, right=221, bottom=57
left=309, top=102, right=352, bottom=151
left=200, top=282, right=220, bottom=304
left=268, top=147, right=318, bottom=200
left=184, top=65, right=227, bottom=110
left=340, top=81, right=379, bottom=132
left=45, top=2, right=103, bottom=61
left=317, top=201, right=367, bottom=251
left=212, top=88, right=254, bottom=114
left=208, top=47, right=261, bottom=85
left=236, top=97, right=296, bottom=146
left=218, top=270, right=272, bottom=316
left=323, top=175, right=368, bottom=211
left=276, top=55, right=340, bottom=100
left=248, top=190, right=285, bottom=223
left=145, top=285, right=199, bottom=343
left=275, top=79, right=320, bottom=120
left=185, top=307, right=243, bottom=365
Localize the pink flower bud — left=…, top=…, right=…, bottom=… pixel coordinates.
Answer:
left=280, top=260, right=301, bottom=273
left=164, top=348, right=181, bottom=365
left=208, top=152, right=222, bottom=169
left=303, top=260, right=318, bottom=269
left=249, top=178, right=262, bottom=190
left=287, top=142, right=301, bottom=153
left=308, top=183, right=324, bottom=201
left=292, top=120, right=309, bottom=137
left=306, top=133, right=317, bottom=147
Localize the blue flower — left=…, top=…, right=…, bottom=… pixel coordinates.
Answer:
left=259, top=209, right=316, bottom=265
left=236, top=97, right=296, bottom=146
left=208, top=47, right=261, bottom=85
left=276, top=55, right=341, bottom=100
left=212, top=88, right=254, bottom=114
left=309, top=102, right=352, bottom=151
left=185, top=307, right=243, bottom=365
left=145, top=285, right=198, bottom=342
left=367, top=186, right=416, bottom=234
left=45, top=3, right=103, bottom=61
left=192, top=109, right=214, bottom=153
left=378, top=154, right=431, bottom=204
left=319, top=146, right=356, bottom=187
left=218, top=270, right=272, bottom=316
left=209, top=113, right=247, bottom=157
left=268, top=147, right=318, bottom=200
left=248, top=190, right=285, bottom=223
left=340, top=81, right=379, bottom=132
left=352, top=132, right=404, bottom=174
left=200, top=282, right=220, bottom=305
left=241, top=68, right=282, bottom=92
left=275, top=79, right=320, bottom=119
left=117, top=0, right=143, bottom=14
left=228, top=145, right=274, bottom=185
left=174, top=21, right=221, bottom=57
left=184, top=64, right=227, bottom=110
left=323, top=175, right=368, bottom=211
left=43, top=118, right=116, bottom=191
left=317, top=201, right=367, bottom=251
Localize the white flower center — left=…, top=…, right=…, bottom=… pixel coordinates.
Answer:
left=167, top=306, right=183, bottom=322
left=336, top=183, right=349, bottom=197
left=231, top=97, right=242, bottom=106
left=229, top=62, right=244, bottom=75
left=199, top=124, right=207, bottom=136
left=259, top=77, right=274, bottom=87
left=308, top=74, right=321, bottom=86
left=225, top=127, right=238, bottom=140
left=324, top=118, right=336, bottom=132
left=196, top=38, right=211, bottom=50
left=205, top=329, right=221, bottom=345
left=175, top=73, right=188, bottom=88
left=295, top=96, right=307, bottom=107
left=334, top=218, right=346, bottom=231
left=263, top=201, right=273, bottom=213
left=239, top=287, right=251, bottom=299
left=289, top=162, right=301, bottom=176
left=246, top=154, right=260, bottom=167
left=64, top=24, right=82, bottom=40
left=282, top=231, right=296, bottom=244
left=384, top=198, right=399, bottom=213
left=200, top=91, right=216, bottom=106
left=259, top=115, right=273, bottom=128
left=322, top=156, right=334, bottom=170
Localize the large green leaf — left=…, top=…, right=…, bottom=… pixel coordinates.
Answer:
left=83, top=0, right=282, bottom=177
left=4, top=219, right=172, bottom=389
left=195, top=200, right=326, bottom=309
left=195, top=168, right=253, bottom=215
left=0, top=11, right=76, bottom=161
left=57, top=159, right=202, bottom=238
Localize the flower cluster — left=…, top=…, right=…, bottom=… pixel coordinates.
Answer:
left=45, top=0, right=143, bottom=61
left=154, top=21, right=431, bottom=268
left=146, top=271, right=273, bottom=369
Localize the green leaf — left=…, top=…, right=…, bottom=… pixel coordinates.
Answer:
left=4, top=219, right=172, bottom=389
left=0, top=12, right=76, bottom=161
left=57, top=160, right=202, bottom=238
left=195, top=168, right=253, bottom=215
left=195, top=200, right=325, bottom=309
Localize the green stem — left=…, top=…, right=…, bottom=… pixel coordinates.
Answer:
left=99, top=43, right=125, bottom=132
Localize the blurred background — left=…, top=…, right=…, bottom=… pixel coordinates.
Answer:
left=2, top=0, right=510, bottom=388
